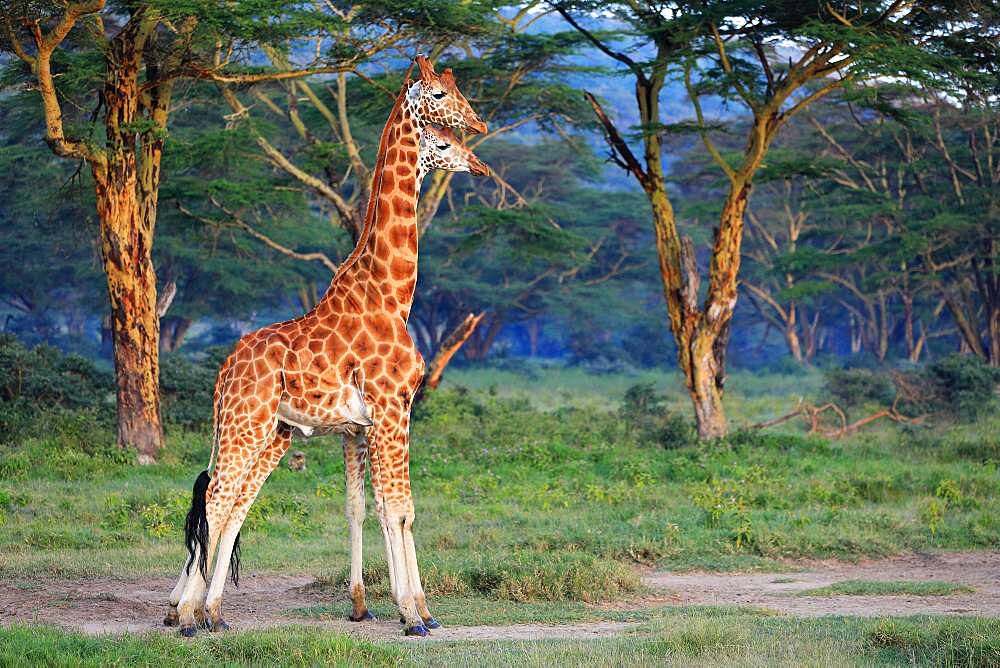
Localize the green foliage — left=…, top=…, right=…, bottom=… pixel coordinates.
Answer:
left=0, top=335, right=233, bottom=440
left=619, top=383, right=697, bottom=449
left=919, top=355, right=1000, bottom=419
left=822, top=367, right=895, bottom=409
left=159, top=350, right=229, bottom=429
left=0, top=334, right=113, bottom=413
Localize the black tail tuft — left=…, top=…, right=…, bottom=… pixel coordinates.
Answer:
left=230, top=531, right=241, bottom=587
left=184, top=470, right=211, bottom=579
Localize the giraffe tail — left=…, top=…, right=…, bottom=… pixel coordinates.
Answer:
left=184, top=470, right=211, bottom=580
left=182, top=469, right=241, bottom=587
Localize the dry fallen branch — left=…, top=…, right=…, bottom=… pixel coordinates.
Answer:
left=754, top=397, right=926, bottom=439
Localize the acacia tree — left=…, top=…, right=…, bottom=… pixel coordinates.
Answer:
left=554, top=0, right=967, bottom=438
left=0, top=0, right=367, bottom=461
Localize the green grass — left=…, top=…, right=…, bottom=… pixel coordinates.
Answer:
left=291, top=596, right=659, bottom=626
left=1, top=367, right=998, bottom=588
left=0, top=625, right=399, bottom=667
left=1, top=367, right=1000, bottom=664
left=2, top=609, right=999, bottom=667
left=798, top=580, right=975, bottom=597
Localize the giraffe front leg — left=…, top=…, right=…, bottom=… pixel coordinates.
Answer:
left=368, top=432, right=425, bottom=635
left=344, top=433, right=375, bottom=622
left=402, top=512, right=439, bottom=629
left=381, top=504, right=426, bottom=636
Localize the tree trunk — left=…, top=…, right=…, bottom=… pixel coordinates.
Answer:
left=943, top=291, right=987, bottom=360
left=651, top=181, right=741, bottom=441
left=785, top=304, right=804, bottom=363
left=526, top=320, right=540, bottom=357
left=989, top=303, right=1000, bottom=367
left=463, top=314, right=502, bottom=361
left=688, top=329, right=727, bottom=439
left=161, top=317, right=192, bottom=352
left=415, top=312, right=484, bottom=404
left=93, top=29, right=164, bottom=464
left=902, top=292, right=916, bottom=360
left=876, top=290, right=890, bottom=362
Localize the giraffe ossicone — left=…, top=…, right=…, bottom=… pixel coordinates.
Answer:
left=166, top=56, right=490, bottom=638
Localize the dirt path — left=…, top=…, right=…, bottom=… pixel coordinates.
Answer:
left=1, top=552, right=997, bottom=641
left=645, top=551, right=1000, bottom=617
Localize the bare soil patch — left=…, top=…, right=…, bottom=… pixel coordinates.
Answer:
left=0, top=572, right=629, bottom=642
left=1, top=551, right=997, bottom=642
left=644, top=551, right=1000, bottom=617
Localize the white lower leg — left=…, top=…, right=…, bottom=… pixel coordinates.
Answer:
left=204, top=525, right=239, bottom=626
left=347, top=490, right=367, bottom=616
left=177, top=543, right=210, bottom=626
left=345, top=437, right=369, bottom=618
left=169, top=563, right=189, bottom=608
left=402, top=526, right=432, bottom=621
left=385, top=515, right=420, bottom=625
left=380, top=519, right=398, bottom=603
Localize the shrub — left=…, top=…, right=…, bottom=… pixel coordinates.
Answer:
left=159, top=353, right=217, bottom=428
left=920, top=354, right=1000, bottom=419
left=620, top=383, right=696, bottom=449
left=0, top=334, right=113, bottom=443
left=0, top=334, right=113, bottom=411
left=822, top=367, right=895, bottom=408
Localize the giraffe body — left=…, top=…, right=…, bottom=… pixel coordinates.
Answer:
left=167, top=61, right=488, bottom=637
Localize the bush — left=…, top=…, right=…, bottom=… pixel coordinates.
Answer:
left=620, top=383, right=696, bottom=449
left=0, top=335, right=113, bottom=443
left=159, top=353, right=218, bottom=428
left=0, top=335, right=224, bottom=441
left=919, top=354, right=1000, bottom=419
left=822, top=367, right=895, bottom=408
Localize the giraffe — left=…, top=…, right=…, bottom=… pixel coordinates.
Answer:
left=165, top=60, right=488, bottom=638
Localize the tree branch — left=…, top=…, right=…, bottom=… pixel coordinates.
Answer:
left=683, top=64, right=736, bottom=182
left=179, top=203, right=339, bottom=274
left=26, top=1, right=107, bottom=165
left=554, top=5, right=647, bottom=85
left=583, top=91, right=649, bottom=188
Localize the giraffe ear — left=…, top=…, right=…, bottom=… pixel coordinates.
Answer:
left=440, top=68, right=456, bottom=89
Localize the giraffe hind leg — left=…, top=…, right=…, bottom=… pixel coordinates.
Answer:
left=165, top=468, right=212, bottom=627
left=204, top=423, right=291, bottom=631
left=344, top=433, right=375, bottom=622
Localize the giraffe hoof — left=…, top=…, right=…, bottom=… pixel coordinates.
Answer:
left=422, top=617, right=441, bottom=629
left=349, top=610, right=375, bottom=622
left=163, top=610, right=179, bottom=627
left=404, top=623, right=430, bottom=637
left=210, top=619, right=230, bottom=632
left=179, top=625, right=197, bottom=638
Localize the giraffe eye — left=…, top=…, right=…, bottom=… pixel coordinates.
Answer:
left=436, top=143, right=450, bottom=151
left=432, top=91, right=447, bottom=100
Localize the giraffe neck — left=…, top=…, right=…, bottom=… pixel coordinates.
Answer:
left=318, top=83, right=425, bottom=320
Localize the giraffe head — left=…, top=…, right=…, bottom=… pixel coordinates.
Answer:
left=418, top=125, right=490, bottom=184
left=410, top=55, right=487, bottom=134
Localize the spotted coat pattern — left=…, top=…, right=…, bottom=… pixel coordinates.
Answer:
left=167, top=56, right=488, bottom=637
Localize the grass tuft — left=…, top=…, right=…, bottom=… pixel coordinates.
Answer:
left=798, top=580, right=975, bottom=597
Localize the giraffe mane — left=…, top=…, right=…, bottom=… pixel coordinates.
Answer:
left=330, top=83, right=410, bottom=283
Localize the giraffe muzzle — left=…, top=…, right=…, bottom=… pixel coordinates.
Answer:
left=469, top=157, right=490, bottom=177
left=467, top=116, right=487, bottom=134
